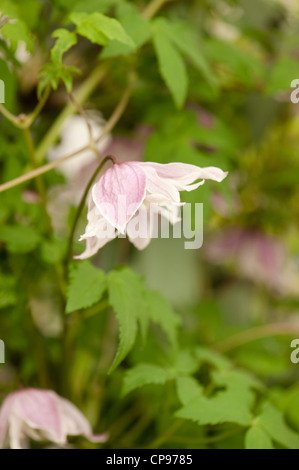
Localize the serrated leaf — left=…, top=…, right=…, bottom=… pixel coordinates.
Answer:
left=176, top=369, right=258, bottom=426
left=70, top=12, right=134, bottom=47
left=145, top=290, right=180, bottom=347
left=122, top=363, right=175, bottom=395
left=154, top=18, right=216, bottom=89
left=101, top=1, right=151, bottom=58
left=38, top=63, right=80, bottom=96
left=245, top=426, right=273, bottom=449
left=0, top=225, right=40, bottom=253
left=66, top=261, right=107, bottom=313
left=194, top=346, right=232, bottom=370
left=152, top=26, right=188, bottom=108
left=258, top=403, right=299, bottom=449
left=108, top=267, right=146, bottom=372
left=51, top=29, right=77, bottom=64
left=176, top=376, right=203, bottom=406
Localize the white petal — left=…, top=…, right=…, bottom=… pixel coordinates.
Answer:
left=139, top=162, right=228, bottom=191
left=58, top=397, right=107, bottom=443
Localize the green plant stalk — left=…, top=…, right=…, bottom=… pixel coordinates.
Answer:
left=66, top=155, right=115, bottom=264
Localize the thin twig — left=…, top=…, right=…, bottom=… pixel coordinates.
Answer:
left=142, top=0, right=177, bottom=19
left=213, top=322, right=299, bottom=353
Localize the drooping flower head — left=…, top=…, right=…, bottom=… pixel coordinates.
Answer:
left=0, top=388, right=107, bottom=449
left=77, top=161, right=228, bottom=259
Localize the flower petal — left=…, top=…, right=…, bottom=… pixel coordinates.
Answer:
left=16, top=389, right=63, bottom=443
left=139, top=162, right=228, bottom=190
left=58, top=397, right=108, bottom=443
left=0, top=393, right=15, bottom=448
left=92, top=162, right=146, bottom=231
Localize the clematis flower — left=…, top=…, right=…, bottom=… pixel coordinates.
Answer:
left=76, top=161, right=228, bottom=259
left=0, top=388, right=107, bottom=449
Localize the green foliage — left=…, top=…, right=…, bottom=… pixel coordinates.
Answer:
left=66, top=261, right=107, bottom=313
left=101, top=1, right=151, bottom=58
left=51, top=29, right=77, bottom=64
left=152, top=22, right=188, bottom=108
left=0, top=225, right=40, bottom=253
left=245, top=425, right=273, bottom=449
left=258, top=403, right=299, bottom=449
left=107, top=267, right=146, bottom=372
left=69, top=12, right=134, bottom=47
left=1, top=0, right=299, bottom=451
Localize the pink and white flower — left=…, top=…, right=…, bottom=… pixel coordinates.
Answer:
left=76, top=161, right=228, bottom=259
left=0, top=388, right=107, bottom=449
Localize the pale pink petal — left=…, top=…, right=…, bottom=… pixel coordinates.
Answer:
left=141, top=166, right=181, bottom=203
left=8, top=414, right=28, bottom=449
left=139, top=162, right=228, bottom=190
left=74, top=232, right=116, bottom=259
left=92, top=162, right=146, bottom=231
left=0, top=393, right=15, bottom=448
left=58, top=397, right=108, bottom=443
left=126, top=205, right=154, bottom=250
left=16, top=389, right=63, bottom=443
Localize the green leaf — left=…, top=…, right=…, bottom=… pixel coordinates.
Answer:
left=145, top=290, right=180, bottom=348
left=108, top=267, right=146, bottom=372
left=245, top=426, right=273, bottom=449
left=38, top=63, right=80, bottom=96
left=176, top=376, right=203, bottom=406
left=101, top=1, right=151, bottom=58
left=66, top=261, right=107, bottom=313
left=258, top=403, right=299, bottom=449
left=194, top=346, right=232, bottom=370
left=176, top=370, right=259, bottom=426
left=0, top=225, right=40, bottom=253
left=152, top=26, right=188, bottom=108
left=122, top=363, right=175, bottom=395
left=51, top=29, right=77, bottom=64
left=69, top=12, right=135, bottom=47
left=265, top=57, right=299, bottom=95
left=41, top=239, right=66, bottom=264
left=0, top=0, right=34, bottom=51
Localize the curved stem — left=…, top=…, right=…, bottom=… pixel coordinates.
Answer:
left=22, top=127, right=52, bottom=232
left=142, top=0, right=177, bottom=19
left=213, top=321, right=299, bottom=353
left=66, top=155, right=115, bottom=264
left=0, top=85, right=50, bottom=129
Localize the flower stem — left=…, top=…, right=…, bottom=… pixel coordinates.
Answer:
left=66, top=155, right=115, bottom=264
left=213, top=321, right=299, bottom=353
left=142, top=0, right=177, bottom=19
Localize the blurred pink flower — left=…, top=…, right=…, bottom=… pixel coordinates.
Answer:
left=205, top=227, right=285, bottom=290
left=0, top=388, right=107, bottom=449
left=77, top=161, right=228, bottom=258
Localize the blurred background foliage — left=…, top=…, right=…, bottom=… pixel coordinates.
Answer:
left=1, top=0, right=299, bottom=449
